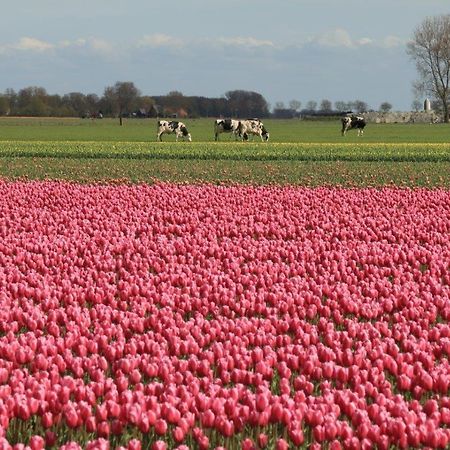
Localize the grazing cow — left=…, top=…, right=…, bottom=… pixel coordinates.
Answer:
left=341, top=115, right=366, bottom=136
left=157, top=120, right=192, bottom=141
left=238, top=119, right=270, bottom=141
left=214, top=119, right=241, bottom=141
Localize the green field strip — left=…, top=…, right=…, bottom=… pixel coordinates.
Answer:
left=1, top=157, right=449, bottom=187
left=1, top=141, right=450, bottom=162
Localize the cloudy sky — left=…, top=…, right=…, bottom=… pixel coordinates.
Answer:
left=0, top=0, right=448, bottom=111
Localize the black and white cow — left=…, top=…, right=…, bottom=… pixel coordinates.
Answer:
left=214, top=119, right=241, bottom=141
left=238, top=119, right=270, bottom=141
left=157, top=120, right=192, bottom=141
left=341, top=115, right=366, bottom=136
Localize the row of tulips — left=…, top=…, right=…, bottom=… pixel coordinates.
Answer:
left=0, top=181, right=448, bottom=449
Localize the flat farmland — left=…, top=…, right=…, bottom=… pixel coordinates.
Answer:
left=0, top=117, right=449, bottom=186
left=0, top=118, right=450, bottom=449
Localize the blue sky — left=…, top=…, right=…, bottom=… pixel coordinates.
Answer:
left=0, top=0, right=448, bottom=111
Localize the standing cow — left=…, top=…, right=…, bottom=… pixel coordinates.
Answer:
left=214, top=119, right=241, bottom=141
left=239, top=119, right=270, bottom=141
left=157, top=120, right=192, bottom=141
left=341, top=115, right=366, bottom=136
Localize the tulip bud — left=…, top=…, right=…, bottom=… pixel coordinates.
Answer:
left=154, top=418, right=167, bottom=436
left=275, top=438, right=288, bottom=450
left=29, top=436, right=45, bottom=450
left=241, top=438, right=256, bottom=450
left=43, top=431, right=56, bottom=448
left=127, top=439, right=142, bottom=450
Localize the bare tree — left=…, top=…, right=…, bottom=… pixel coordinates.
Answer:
left=411, top=99, right=422, bottom=111
left=319, top=99, right=332, bottom=112
left=353, top=100, right=368, bottom=113
left=379, top=102, right=393, bottom=113
left=305, top=100, right=317, bottom=112
left=334, top=101, right=352, bottom=112
left=289, top=100, right=301, bottom=111
left=103, top=81, right=141, bottom=125
left=407, top=15, right=450, bottom=123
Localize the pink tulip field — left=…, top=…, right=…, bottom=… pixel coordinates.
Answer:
left=0, top=180, right=449, bottom=449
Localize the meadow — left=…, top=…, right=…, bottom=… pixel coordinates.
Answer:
left=0, top=116, right=449, bottom=143
left=0, top=117, right=449, bottom=186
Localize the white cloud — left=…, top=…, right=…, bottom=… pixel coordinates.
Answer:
left=217, top=36, right=275, bottom=48
left=304, top=28, right=406, bottom=50
left=314, top=28, right=354, bottom=48
left=0, top=31, right=405, bottom=59
left=14, top=37, right=54, bottom=52
left=55, top=37, right=118, bottom=59
left=356, top=37, right=373, bottom=46
left=136, top=34, right=275, bottom=50
left=381, top=35, right=405, bottom=48
left=138, top=34, right=184, bottom=48
left=88, top=38, right=115, bottom=54
left=59, top=38, right=87, bottom=48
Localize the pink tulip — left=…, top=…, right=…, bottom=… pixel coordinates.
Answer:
left=44, top=431, right=56, bottom=448
left=127, top=439, right=142, bottom=450
left=85, top=416, right=97, bottom=433
left=96, top=421, right=110, bottom=438
left=86, top=438, right=109, bottom=450
left=63, top=407, right=79, bottom=429
left=0, top=182, right=448, bottom=450
left=151, top=442, right=167, bottom=450
left=275, top=438, right=288, bottom=450
left=29, top=436, right=44, bottom=450
left=241, top=438, right=256, bottom=450
left=173, top=426, right=186, bottom=443
left=257, top=433, right=268, bottom=448
left=329, top=441, right=342, bottom=450
left=154, top=418, right=168, bottom=436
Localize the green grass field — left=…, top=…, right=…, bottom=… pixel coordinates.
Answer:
left=0, top=116, right=449, bottom=143
left=0, top=117, right=449, bottom=186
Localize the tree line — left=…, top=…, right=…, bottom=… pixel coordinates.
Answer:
left=0, top=83, right=384, bottom=120
left=0, top=85, right=272, bottom=119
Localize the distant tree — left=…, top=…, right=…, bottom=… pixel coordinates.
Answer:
left=289, top=100, right=302, bottom=111
left=16, top=87, right=51, bottom=116
left=162, top=91, right=187, bottom=116
left=274, top=101, right=285, bottom=110
left=305, top=100, right=317, bottom=112
left=47, top=94, right=66, bottom=116
left=224, top=90, right=270, bottom=118
left=407, top=14, right=450, bottom=122
left=137, top=96, right=156, bottom=116
left=319, top=99, right=332, bottom=112
left=4, top=88, right=16, bottom=114
left=0, top=96, right=9, bottom=115
left=431, top=98, right=441, bottom=111
left=103, top=81, right=141, bottom=125
left=379, top=102, right=393, bottom=113
left=353, top=100, right=368, bottom=113
left=334, top=101, right=350, bottom=112
left=62, top=92, right=89, bottom=117
left=82, top=94, right=100, bottom=117
left=411, top=99, right=422, bottom=111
